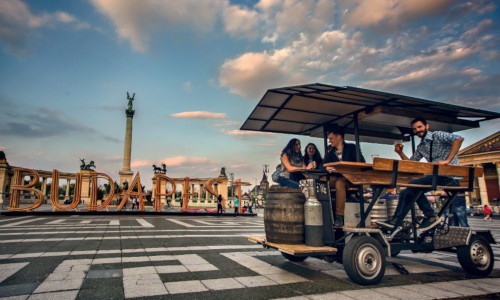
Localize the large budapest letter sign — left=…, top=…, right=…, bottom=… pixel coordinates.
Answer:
left=7, top=168, right=223, bottom=213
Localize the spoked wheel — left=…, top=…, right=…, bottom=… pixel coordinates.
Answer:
left=342, top=235, right=386, bottom=285
left=281, top=252, right=307, bottom=262
left=457, top=234, right=494, bottom=276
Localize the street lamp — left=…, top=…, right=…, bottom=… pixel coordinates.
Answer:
left=229, top=172, right=234, bottom=197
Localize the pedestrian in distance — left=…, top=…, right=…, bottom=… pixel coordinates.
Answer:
left=131, top=196, right=138, bottom=210
left=217, top=194, right=223, bottom=216
left=233, top=196, right=239, bottom=216
left=484, top=205, right=493, bottom=221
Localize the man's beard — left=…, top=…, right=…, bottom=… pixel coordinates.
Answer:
left=417, top=129, right=428, bottom=138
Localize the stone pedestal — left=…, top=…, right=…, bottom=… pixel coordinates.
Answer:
left=119, top=170, right=133, bottom=193
left=217, top=174, right=228, bottom=202
left=119, top=108, right=135, bottom=187
left=80, top=170, right=93, bottom=204
left=496, top=162, right=500, bottom=192
left=152, top=176, right=167, bottom=206
left=477, top=173, right=489, bottom=206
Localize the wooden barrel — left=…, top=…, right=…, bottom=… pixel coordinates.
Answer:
left=264, top=187, right=306, bottom=244
left=371, top=199, right=388, bottom=225
left=387, top=199, right=424, bottom=221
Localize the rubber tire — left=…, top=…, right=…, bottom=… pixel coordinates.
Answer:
left=281, top=252, right=308, bottom=262
left=457, top=234, right=494, bottom=276
left=342, top=235, right=386, bottom=285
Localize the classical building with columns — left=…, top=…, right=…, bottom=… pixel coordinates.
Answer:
left=458, top=130, right=500, bottom=208
left=0, top=152, right=11, bottom=204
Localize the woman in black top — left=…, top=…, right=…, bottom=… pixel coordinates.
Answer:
left=304, top=143, right=323, bottom=169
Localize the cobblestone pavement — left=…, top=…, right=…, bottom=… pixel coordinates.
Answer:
left=0, top=212, right=499, bottom=299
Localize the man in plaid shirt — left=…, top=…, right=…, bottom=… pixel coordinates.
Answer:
left=378, top=118, right=464, bottom=232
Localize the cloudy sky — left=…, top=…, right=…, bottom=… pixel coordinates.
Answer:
left=1, top=0, right=499, bottom=191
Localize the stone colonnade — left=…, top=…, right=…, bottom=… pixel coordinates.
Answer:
left=460, top=158, right=500, bottom=209
left=458, top=131, right=500, bottom=211
left=471, top=161, right=500, bottom=206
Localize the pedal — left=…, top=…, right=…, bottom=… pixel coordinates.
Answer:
left=385, top=226, right=403, bottom=241
left=391, top=262, right=409, bottom=275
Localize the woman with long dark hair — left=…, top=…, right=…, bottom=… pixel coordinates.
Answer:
left=276, top=138, right=314, bottom=189
left=304, top=143, right=323, bottom=169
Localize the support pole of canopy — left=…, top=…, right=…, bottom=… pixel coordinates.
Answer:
left=353, top=113, right=361, bottom=162
left=411, top=135, right=416, bottom=154
left=323, top=125, right=329, bottom=157
left=352, top=112, right=365, bottom=227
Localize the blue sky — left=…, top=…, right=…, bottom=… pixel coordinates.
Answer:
left=1, top=0, right=499, bottom=191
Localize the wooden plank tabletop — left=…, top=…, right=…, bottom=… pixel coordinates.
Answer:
left=322, top=159, right=482, bottom=186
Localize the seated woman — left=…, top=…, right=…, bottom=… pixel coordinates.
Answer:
left=304, top=143, right=323, bottom=169
left=277, top=138, right=314, bottom=189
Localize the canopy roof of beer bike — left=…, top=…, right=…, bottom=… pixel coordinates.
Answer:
left=240, top=83, right=500, bottom=145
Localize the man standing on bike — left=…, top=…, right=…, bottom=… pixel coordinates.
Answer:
left=378, top=118, right=464, bottom=232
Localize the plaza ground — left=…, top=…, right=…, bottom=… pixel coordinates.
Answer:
left=0, top=211, right=499, bottom=299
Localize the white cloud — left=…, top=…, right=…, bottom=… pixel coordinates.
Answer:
left=104, top=155, right=122, bottom=161
left=221, top=129, right=275, bottom=136
left=89, top=0, right=336, bottom=55
left=0, top=0, right=88, bottom=57
left=161, top=156, right=216, bottom=167
left=222, top=4, right=260, bottom=38
left=170, top=111, right=227, bottom=119
left=255, top=0, right=282, bottom=12
left=460, top=19, right=493, bottom=44
left=91, top=0, right=222, bottom=53
left=55, top=11, right=76, bottom=23
left=219, top=52, right=289, bottom=98
left=213, top=120, right=241, bottom=127
left=131, top=160, right=153, bottom=168
left=365, top=65, right=445, bottom=88
left=275, top=0, right=335, bottom=36
left=342, top=0, right=459, bottom=32
left=219, top=29, right=355, bottom=98
left=183, top=81, right=194, bottom=93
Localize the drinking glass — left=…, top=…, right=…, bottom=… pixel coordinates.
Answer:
left=394, top=140, right=403, bottom=152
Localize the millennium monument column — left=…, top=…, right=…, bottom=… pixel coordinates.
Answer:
left=119, top=92, right=135, bottom=188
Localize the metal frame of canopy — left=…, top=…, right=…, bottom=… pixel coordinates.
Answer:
left=240, top=83, right=500, bottom=159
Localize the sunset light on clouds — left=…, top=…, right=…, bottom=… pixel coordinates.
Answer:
left=1, top=0, right=499, bottom=190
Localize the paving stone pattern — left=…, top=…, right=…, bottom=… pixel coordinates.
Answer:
left=0, top=214, right=499, bottom=299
